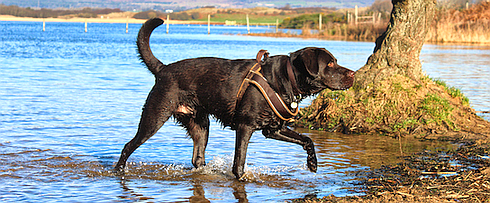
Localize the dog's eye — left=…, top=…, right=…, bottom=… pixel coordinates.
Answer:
left=327, top=62, right=335, bottom=68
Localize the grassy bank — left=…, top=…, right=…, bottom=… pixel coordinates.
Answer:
left=427, top=2, right=490, bottom=44
left=247, top=22, right=387, bottom=44
left=296, top=75, right=490, bottom=138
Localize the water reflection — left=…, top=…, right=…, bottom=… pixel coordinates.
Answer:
left=116, top=177, right=248, bottom=202
left=118, top=179, right=155, bottom=201
left=301, top=129, right=457, bottom=171
left=189, top=183, right=211, bottom=203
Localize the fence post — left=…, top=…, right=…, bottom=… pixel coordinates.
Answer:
left=246, top=14, right=250, bottom=34
left=347, top=11, right=350, bottom=24
left=166, top=15, right=169, bottom=34
left=84, top=21, right=87, bottom=32
left=208, top=14, right=210, bottom=35
left=276, top=19, right=278, bottom=33
left=43, top=19, right=45, bottom=32
left=126, top=17, right=129, bottom=33
left=319, top=13, right=322, bottom=30
left=355, top=5, right=358, bottom=25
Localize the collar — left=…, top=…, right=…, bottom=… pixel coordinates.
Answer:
left=287, top=57, right=302, bottom=96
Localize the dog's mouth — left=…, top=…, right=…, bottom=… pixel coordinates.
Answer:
left=324, top=70, right=355, bottom=91
left=343, top=70, right=356, bottom=89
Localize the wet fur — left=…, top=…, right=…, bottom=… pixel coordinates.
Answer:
left=115, top=18, right=355, bottom=179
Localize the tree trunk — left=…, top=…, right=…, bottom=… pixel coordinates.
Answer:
left=354, top=0, right=436, bottom=89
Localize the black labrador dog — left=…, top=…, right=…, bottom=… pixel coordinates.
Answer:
left=115, top=18, right=355, bottom=179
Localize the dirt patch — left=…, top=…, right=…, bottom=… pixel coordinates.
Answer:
left=292, top=142, right=490, bottom=203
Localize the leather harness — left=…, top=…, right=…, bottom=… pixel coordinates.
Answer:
left=236, top=50, right=300, bottom=121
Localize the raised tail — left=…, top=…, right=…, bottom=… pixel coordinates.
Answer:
left=137, top=18, right=165, bottom=75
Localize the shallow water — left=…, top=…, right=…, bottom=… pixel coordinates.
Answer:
left=0, top=21, right=489, bottom=202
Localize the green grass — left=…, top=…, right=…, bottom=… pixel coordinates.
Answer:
left=280, top=12, right=345, bottom=29
left=420, top=93, right=457, bottom=130
left=392, top=119, right=418, bottom=132
left=431, top=77, right=470, bottom=106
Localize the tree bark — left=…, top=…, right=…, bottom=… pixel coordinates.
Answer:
left=354, top=0, right=436, bottom=89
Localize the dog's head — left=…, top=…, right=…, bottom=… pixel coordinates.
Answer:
left=291, top=47, right=355, bottom=92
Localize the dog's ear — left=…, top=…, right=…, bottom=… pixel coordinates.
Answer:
left=291, top=48, right=335, bottom=77
left=303, top=48, right=320, bottom=76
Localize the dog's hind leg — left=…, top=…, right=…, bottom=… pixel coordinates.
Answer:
left=179, top=112, right=210, bottom=168
left=262, top=127, right=318, bottom=173
left=114, top=89, right=174, bottom=172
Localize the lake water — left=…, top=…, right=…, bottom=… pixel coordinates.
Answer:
left=1, top=21, right=489, bottom=202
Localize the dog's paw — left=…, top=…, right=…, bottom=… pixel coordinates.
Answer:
left=307, top=153, right=317, bottom=173
left=303, top=139, right=317, bottom=173
left=112, top=166, right=126, bottom=176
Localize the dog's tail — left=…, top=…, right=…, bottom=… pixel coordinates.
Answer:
left=137, top=18, right=165, bottom=75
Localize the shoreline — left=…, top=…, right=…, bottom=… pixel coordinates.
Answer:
left=0, top=15, right=212, bottom=24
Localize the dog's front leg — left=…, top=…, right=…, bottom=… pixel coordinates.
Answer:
left=263, top=127, right=317, bottom=173
left=232, top=124, right=254, bottom=180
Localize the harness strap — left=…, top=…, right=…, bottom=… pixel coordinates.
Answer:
left=248, top=73, right=299, bottom=121
left=236, top=50, right=269, bottom=104
left=236, top=50, right=299, bottom=121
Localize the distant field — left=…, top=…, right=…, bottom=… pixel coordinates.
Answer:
left=193, top=13, right=299, bottom=24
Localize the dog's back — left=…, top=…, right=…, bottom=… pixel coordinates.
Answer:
left=160, top=57, right=257, bottom=123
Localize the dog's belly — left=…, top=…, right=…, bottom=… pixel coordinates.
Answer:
left=176, top=104, right=194, bottom=115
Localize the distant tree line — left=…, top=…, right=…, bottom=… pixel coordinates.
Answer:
left=0, top=4, right=122, bottom=18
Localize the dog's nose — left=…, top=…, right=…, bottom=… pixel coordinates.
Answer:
left=347, top=71, right=355, bottom=78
